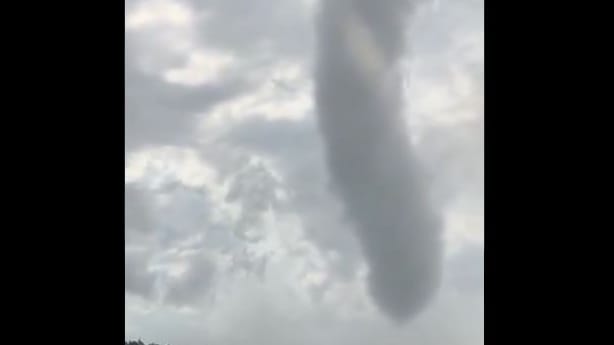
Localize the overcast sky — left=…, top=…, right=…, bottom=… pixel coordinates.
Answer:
left=125, top=0, right=483, bottom=344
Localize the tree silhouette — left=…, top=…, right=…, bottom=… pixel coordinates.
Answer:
left=125, top=340, right=165, bottom=345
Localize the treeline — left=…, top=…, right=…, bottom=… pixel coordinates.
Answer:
left=125, top=340, right=168, bottom=345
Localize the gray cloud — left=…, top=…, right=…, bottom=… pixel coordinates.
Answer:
left=154, top=183, right=213, bottom=246
left=314, top=0, right=443, bottom=321
left=419, top=118, right=483, bottom=209
left=164, top=253, right=217, bottom=306
left=187, top=0, right=314, bottom=58
left=125, top=178, right=212, bottom=249
left=229, top=247, right=269, bottom=280
left=225, top=117, right=320, bottom=162
left=446, top=244, right=484, bottom=295
left=125, top=35, right=248, bottom=153
left=224, top=117, right=363, bottom=280
left=126, top=249, right=157, bottom=298
left=410, top=0, right=484, bottom=210
left=225, top=161, right=282, bottom=242
left=125, top=183, right=153, bottom=235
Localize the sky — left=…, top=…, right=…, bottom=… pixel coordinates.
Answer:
left=125, top=0, right=483, bottom=344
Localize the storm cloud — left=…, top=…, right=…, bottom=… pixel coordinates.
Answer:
left=314, top=0, right=443, bottom=321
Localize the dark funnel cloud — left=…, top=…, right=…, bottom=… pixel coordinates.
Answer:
left=314, top=0, right=443, bottom=322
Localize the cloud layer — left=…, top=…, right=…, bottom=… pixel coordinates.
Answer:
left=125, top=0, right=483, bottom=343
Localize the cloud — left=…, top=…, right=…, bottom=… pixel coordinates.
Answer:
left=223, top=117, right=363, bottom=279
left=314, top=0, right=443, bottom=321
left=125, top=55, right=247, bottom=152
left=446, top=243, right=483, bottom=295
left=124, top=1, right=251, bottom=153
left=164, top=253, right=217, bottom=306
left=125, top=0, right=483, bottom=342
left=187, top=0, right=315, bottom=58
left=225, top=161, right=283, bottom=242
left=418, top=118, right=483, bottom=209
left=126, top=249, right=157, bottom=299
left=125, top=183, right=153, bottom=235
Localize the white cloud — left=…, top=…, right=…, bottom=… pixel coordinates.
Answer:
left=126, top=0, right=195, bottom=30
left=443, top=206, right=484, bottom=256
left=199, top=61, right=313, bottom=134
left=163, top=50, right=236, bottom=86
